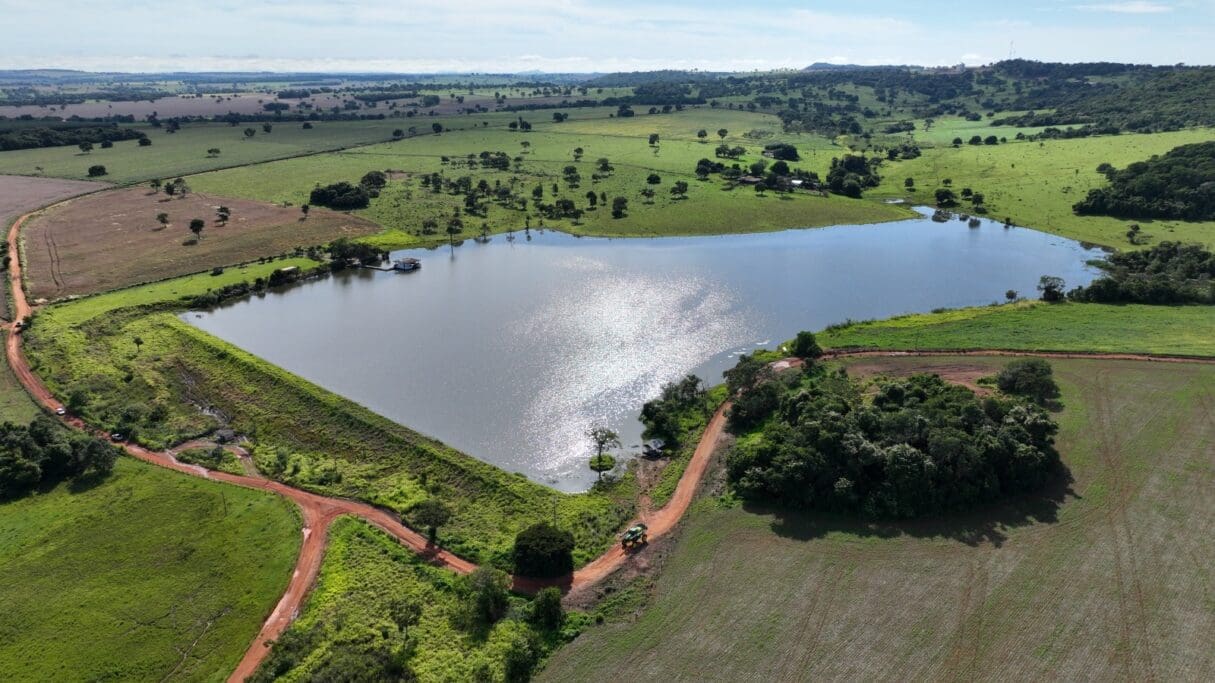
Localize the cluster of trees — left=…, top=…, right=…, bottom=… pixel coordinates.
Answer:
left=308, top=171, right=389, bottom=211
left=724, top=362, right=1061, bottom=518
left=825, top=155, right=880, bottom=198
left=762, top=142, right=800, bottom=161
left=0, top=417, right=120, bottom=499
left=1067, top=242, right=1215, bottom=304
left=0, top=124, right=147, bottom=151
left=639, top=374, right=708, bottom=446
left=1073, top=142, right=1215, bottom=221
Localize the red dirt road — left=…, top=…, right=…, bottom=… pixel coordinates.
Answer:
left=8, top=204, right=1215, bottom=680
left=4, top=208, right=728, bottom=681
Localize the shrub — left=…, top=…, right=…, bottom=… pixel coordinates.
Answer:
left=789, top=330, right=823, bottom=359
left=530, top=587, right=564, bottom=630
left=513, top=523, right=574, bottom=577
left=995, top=359, right=1060, bottom=404
left=87, top=164, right=107, bottom=177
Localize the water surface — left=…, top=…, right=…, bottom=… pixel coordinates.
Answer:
left=186, top=209, right=1100, bottom=491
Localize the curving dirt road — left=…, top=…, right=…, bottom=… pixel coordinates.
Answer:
left=7, top=206, right=1215, bottom=681
left=4, top=210, right=732, bottom=681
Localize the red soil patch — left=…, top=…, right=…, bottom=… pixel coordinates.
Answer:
left=847, top=360, right=996, bottom=395
left=23, top=186, right=380, bottom=298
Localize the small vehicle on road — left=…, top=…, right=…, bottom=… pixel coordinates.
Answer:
left=55, top=407, right=66, bottom=416
left=621, top=523, right=648, bottom=549
left=110, top=433, right=124, bottom=442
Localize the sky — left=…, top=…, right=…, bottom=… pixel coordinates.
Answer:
left=2, top=0, right=1213, bottom=73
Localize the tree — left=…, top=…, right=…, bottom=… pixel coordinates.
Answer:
left=670, top=180, right=689, bottom=199
left=934, top=188, right=958, bottom=207
left=389, top=597, right=422, bottom=637
left=87, top=165, right=107, bottom=177
left=206, top=147, right=221, bottom=157
left=588, top=453, right=616, bottom=481
left=587, top=426, right=620, bottom=461
left=300, top=204, right=310, bottom=219
left=904, top=177, right=915, bottom=189
left=432, top=122, right=443, bottom=134
left=78, top=142, right=93, bottom=154
left=132, top=336, right=144, bottom=354
left=611, top=196, right=628, bottom=218
left=156, top=212, right=169, bottom=227
left=447, top=217, right=464, bottom=248
left=585, top=190, right=597, bottom=208
left=188, top=218, right=205, bottom=240
left=646, top=173, right=661, bottom=185
left=648, top=133, right=660, bottom=146
left=466, top=567, right=510, bottom=625
left=530, top=587, right=564, bottom=630
left=996, top=359, right=1060, bottom=404
left=411, top=498, right=451, bottom=544
left=789, top=331, right=822, bottom=359
left=697, top=129, right=708, bottom=142
left=150, top=178, right=162, bottom=192
left=392, top=128, right=404, bottom=138
left=717, top=128, right=728, bottom=141
left=1037, top=275, right=1066, bottom=302
left=138, top=137, right=152, bottom=147
left=243, top=128, right=256, bottom=138
left=262, top=123, right=273, bottom=133
left=514, top=522, right=575, bottom=577
left=1005, top=289, right=1018, bottom=301
left=216, top=206, right=231, bottom=224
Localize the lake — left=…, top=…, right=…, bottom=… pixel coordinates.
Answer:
left=185, top=208, right=1102, bottom=491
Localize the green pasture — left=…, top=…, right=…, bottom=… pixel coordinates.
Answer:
left=0, top=457, right=300, bottom=682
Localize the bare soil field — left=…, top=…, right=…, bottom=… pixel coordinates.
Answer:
left=22, top=186, right=380, bottom=298
left=0, top=174, right=106, bottom=317
left=541, top=356, right=1215, bottom=682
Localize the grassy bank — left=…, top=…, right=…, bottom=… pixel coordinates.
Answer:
left=817, top=301, right=1215, bottom=357
left=253, top=517, right=580, bottom=682
left=874, top=128, right=1215, bottom=250
left=25, top=276, right=637, bottom=567
left=0, top=457, right=300, bottom=681
left=187, top=108, right=911, bottom=249
left=541, top=357, right=1215, bottom=680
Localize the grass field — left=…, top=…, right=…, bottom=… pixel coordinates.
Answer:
left=22, top=185, right=378, bottom=298
left=873, top=128, right=1215, bottom=250
left=254, top=517, right=574, bottom=682
left=0, top=457, right=301, bottom=682
left=186, top=108, right=910, bottom=248
left=816, top=301, right=1215, bottom=357
left=541, top=357, right=1215, bottom=681
left=24, top=274, right=638, bottom=567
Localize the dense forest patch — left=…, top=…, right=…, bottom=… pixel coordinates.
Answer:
left=724, top=359, right=1061, bottom=518
left=1073, top=141, right=1215, bottom=221
left=1068, top=241, right=1215, bottom=304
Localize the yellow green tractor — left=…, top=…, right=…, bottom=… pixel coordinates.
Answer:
left=621, top=523, right=648, bottom=549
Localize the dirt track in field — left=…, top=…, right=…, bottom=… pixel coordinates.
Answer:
left=23, top=185, right=379, bottom=298
left=8, top=202, right=1215, bottom=680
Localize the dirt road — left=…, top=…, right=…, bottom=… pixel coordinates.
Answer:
left=7, top=205, right=1214, bottom=680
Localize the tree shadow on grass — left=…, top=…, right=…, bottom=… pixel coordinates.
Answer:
left=755, top=465, right=1078, bottom=549
left=67, top=470, right=113, bottom=495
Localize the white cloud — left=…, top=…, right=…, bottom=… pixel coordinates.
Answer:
left=1076, top=2, right=1173, bottom=13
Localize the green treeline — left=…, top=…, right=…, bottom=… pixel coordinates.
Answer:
left=0, top=417, right=120, bottom=498
left=1069, top=242, right=1215, bottom=304
left=1074, top=142, right=1215, bottom=221
left=0, top=124, right=147, bottom=151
